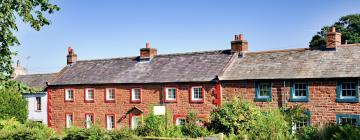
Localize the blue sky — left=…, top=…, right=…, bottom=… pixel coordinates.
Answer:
left=13, top=0, right=360, bottom=74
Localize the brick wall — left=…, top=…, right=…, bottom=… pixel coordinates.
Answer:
left=48, top=83, right=219, bottom=131
left=221, top=79, right=360, bottom=126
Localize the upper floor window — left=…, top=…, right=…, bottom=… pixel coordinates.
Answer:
left=131, top=88, right=141, bottom=103
left=85, top=88, right=94, bottom=102
left=106, top=114, right=115, bottom=130
left=85, top=113, right=94, bottom=128
left=336, top=114, right=360, bottom=126
left=164, top=87, right=177, bottom=102
left=290, top=81, right=309, bottom=102
left=336, top=80, right=359, bottom=103
left=255, top=82, right=272, bottom=101
left=190, top=86, right=204, bottom=103
left=35, top=97, right=41, bottom=111
left=105, top=88, right=115, bottom=102
left=65, top=89, right=74, bottom=101
left=65, top=113, right=73, bottom=128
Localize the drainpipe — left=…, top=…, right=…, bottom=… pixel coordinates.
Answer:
left=283, top=80, right=286, bottom=112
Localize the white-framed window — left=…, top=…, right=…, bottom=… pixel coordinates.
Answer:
left=106, top=114, right=115, bottom=130
left=165, top=87, right=177, bottom=101
left=35, top=97, right=41, bottom=111
left=292, top=120, right=308, bottom=132
left=131, top=88, right=141, bottom=102
left=175, top=118, right=186, bottom=126
left=131, top=115, right=141, bottom=129
left=65, top=89, right=74, bottom=101
left=191, top=86, right=203, bottom=101
left=85, top=88, right=94, bottom=101
left=106, top=88, right=115, bottom=101
left=66, top=113, right=73, bottom=128
left=85, top=114, right=94, bottom=128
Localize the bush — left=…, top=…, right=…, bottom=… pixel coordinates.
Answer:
left=0, top=85, right=28, bottom=122
left=181, top=112, right=211, bottom=138
left=135, top=112, right=183, bottom=138
left=210, top=98, right=293, bottom=140
left=0, top=118, right=56, bottom=140
left=62, top=125, right=140, bottom=140
left=62, top=125, right=108, bottom=140
left=109, top=128, right=141, bottom=140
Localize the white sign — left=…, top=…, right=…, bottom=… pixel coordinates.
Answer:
left=153, top=106, right=166, bottom=115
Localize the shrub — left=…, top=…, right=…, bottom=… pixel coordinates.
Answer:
left=295, top=125, right=319, bottom=140
left=0, top=85, right=28, bottom=122
left=181, top=112, right=212, bottom=138
left=109, top=128, right=141, bottom=140
left=0, top=118, right=56, bottom=140
left=210, top=98, right=293, bottom=140
left=135, top=112, right=183, bottom=138
left=62, top=125, right=108, bottom=140
left=320, top=124, right=360, bottom=140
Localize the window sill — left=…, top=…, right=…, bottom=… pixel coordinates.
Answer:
left=289, top=98, right=308, bottom=102
left=64, top=100, right=74, bottom=103
left=190, top=99, right=204, bottom=103
left=34, top=110, right=42, bottom=112
left=255, top=98, right=272, bottom=102
left=336, top=98, right=359, bottom=103
left=131, top=100, right=141, bottom=103
left=84, top=100, right=94, bottom=103
left=164, top=99, right=177, bottom=103
left=105, top=100, right=115, bottom=103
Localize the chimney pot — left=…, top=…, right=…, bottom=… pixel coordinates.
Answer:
left=239, top=34, right=244, bottom=40
left=67, top=47, right=77, bottom=65
left=146, top=42, right=150, bottom=48
left=326, top=27, right=341, bottom=49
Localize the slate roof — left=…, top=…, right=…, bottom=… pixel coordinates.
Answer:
left=49, top=50, right=233, bottom=85
left=14, top=73, right=57, bottom=89
left=220, top=44, right=360, bottom=80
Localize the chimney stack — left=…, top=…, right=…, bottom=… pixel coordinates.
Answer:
left=140, top=42, right=157, bottom=61
left=67, top=47, right=77, bottom=65
left=326, top=27, right=341, bottom=49
left=231, top=34, right=248, bottom=54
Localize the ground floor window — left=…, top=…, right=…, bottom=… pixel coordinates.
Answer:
left=106, top=114, right=115, bottom=130
left=336, top=114, right=360, bottom=126
left=292, top=111, right=310, bottom=132
left=175, top=118, right=186, bottom=126
left=85, top=113, right=94, bottom=128
left=66, top=113, right=73, bottom=128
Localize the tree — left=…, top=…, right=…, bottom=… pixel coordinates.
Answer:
left=309, top=14, right=360, bottom=48
left=0, top=0, right=60, bottom=80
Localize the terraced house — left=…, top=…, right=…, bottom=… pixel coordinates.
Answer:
left=16, top=27, right=360, bottom=131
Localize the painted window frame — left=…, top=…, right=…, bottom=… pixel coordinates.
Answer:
left=131, top=88, right=142, bottom=103
left=190, top=85, right=205, bottom=103
left=129, top=114, right=142, bottom=129
left=65, top=113, right=74, bottom=128
left=164, top=86, right=177, bottom=103
left=336, top=80, right=359, bottom=103
left=255, top=82, right=272, bottom=102
left=173, top=114, right=186, bottom=126
left=84, top=88, right=95, bottom=103
left=289, top=81, right=309, bottom=102
left=105, top=88, right=116, bottom=103
left=85, top=113, right=94, bottom=128
left=105, top=114, right=116, bottom=130
left=64, top=88, right=74, bottom=102
left=336, top=114, right=360, bottom=126
left=35, top=96, right=42, bottom=111
left=292, top=111, right=311, bottom=132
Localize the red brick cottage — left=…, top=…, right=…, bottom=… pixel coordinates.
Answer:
left=22, top=27, right=360, bottom=131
